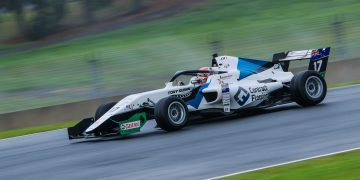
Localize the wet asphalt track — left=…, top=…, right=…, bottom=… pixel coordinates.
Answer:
left=0, top=85, right=360, bottom=180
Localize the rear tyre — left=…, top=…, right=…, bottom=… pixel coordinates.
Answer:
left=155, top=96, right=189, bottom=132
left=290, top=70, right=327, bottom=106
left=95, top=102, right=117, bottom=120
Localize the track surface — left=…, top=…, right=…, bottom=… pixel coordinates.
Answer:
left=1, top=85, right=360, bottom=180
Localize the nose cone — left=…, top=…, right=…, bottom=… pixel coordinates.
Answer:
left=84, top=103, right=126, bottom=133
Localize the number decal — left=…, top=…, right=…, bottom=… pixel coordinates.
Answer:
left=313, top=60, right=323, bottom=72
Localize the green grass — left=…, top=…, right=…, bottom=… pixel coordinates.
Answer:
left=0, top=96, right=85, bottom=115
left=220, top=149, right=360, bottom=180
left=328, top=81, right=360, bottom=88
left=0, top=0, right=360, bottom=113
left=0, top=120, right=78, bottom=140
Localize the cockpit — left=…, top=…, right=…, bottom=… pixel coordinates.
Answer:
left=169, top=68, right=227, bottom=86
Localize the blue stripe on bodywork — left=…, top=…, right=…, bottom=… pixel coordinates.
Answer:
left=237, top=57, right=269, bottom=80
left=186, top=83, right=209, bottom=109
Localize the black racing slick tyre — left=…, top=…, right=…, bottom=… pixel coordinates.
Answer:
left=95, top=102, right=117, bottom=120
left=290, top=70, right=327, bottom=106
left=155, top=96, right=189, bottom=132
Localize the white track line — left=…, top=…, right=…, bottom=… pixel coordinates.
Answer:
left=207, top=147, right=360, bottom=180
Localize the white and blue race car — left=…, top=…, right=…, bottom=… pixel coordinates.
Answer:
left=68, top=47, right=330, bottom=139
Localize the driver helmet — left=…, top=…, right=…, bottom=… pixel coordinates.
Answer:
left=196, top=67, right=210, bottom=84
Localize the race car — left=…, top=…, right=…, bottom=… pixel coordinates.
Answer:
left=68, top=47, right=330, bottom=139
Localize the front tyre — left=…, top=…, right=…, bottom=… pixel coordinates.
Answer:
left=290, top=70, right=327, bottom=106
left=155, top=96, right=189, bottom=132
left=95, top=102, right=117, bottom=120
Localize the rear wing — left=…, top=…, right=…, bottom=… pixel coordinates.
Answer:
left=272, top=47, right=330, bottom=77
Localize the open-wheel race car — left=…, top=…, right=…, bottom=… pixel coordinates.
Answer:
left=68, top=47, right=330, bottom=139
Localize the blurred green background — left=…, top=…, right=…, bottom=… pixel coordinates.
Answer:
left=0, top=0, right=359, bottom=113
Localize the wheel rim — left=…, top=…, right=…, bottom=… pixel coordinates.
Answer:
left=305, top=76, right=323, bottom=99
left=167, top=101, right=186, bottom=125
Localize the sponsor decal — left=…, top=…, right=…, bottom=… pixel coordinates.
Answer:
left=168, top=87, right=192, bottom=98
left=235, top=85, right=269, bottom=106
left=251, top=93, right=268, bottom=101
left=222, top=84, right=231, bottom=112
left=109, top=106, right=120, bottom=112
left=223, top=64, right=230, bottom=68
left=220, top=74, right=233, bottom=79
left=222, top=85, right=230, bottom=93
left=234, top=87, right=250, bottom=106
left=119, top=112, right=147, bottom=136
left=248, top=85, right=268, bottom=93
left=248, top=85, right=268, bottom=101
left=120, top=120, right=141, bottom=130
left=125, top=104, right=134, bottom=110
left=218, top=74, right=233, bottom=85
left=287, top=50, right=311, bottom=58
left=141, top=98, right=155, bottom=108
left=168, top=87, right=191, bottom=94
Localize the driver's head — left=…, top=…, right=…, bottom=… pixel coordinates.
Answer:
left=196, top=67, right=210, bottom=84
